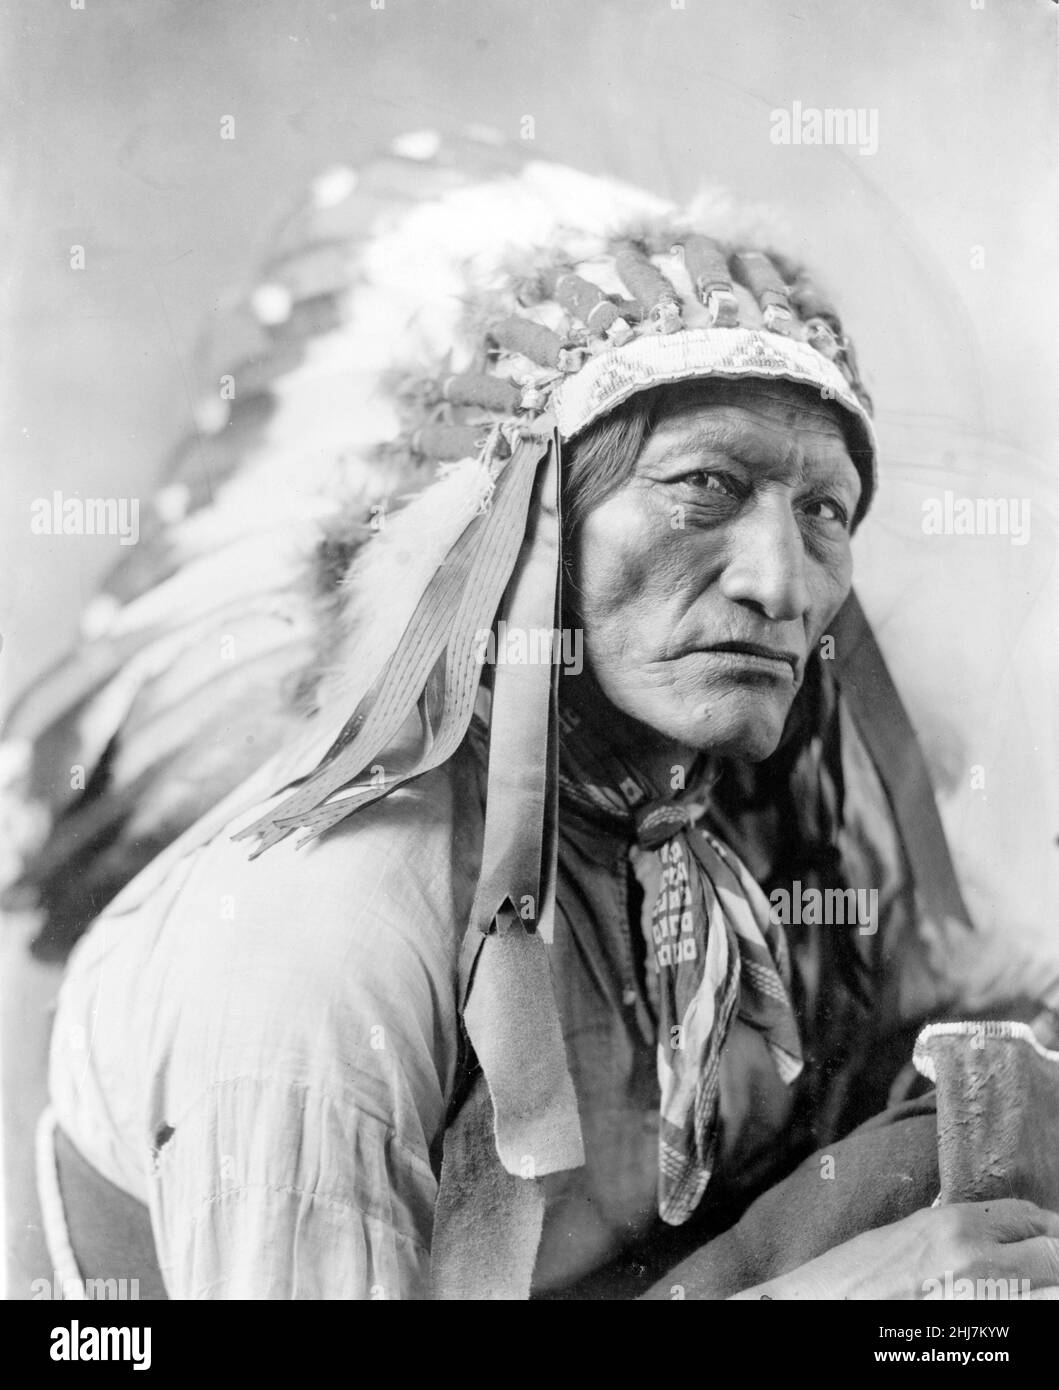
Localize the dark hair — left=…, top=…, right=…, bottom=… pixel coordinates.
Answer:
left=560, top=390, right=659, bottom=542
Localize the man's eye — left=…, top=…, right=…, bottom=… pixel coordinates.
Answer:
left=804, top=496, right=849, bottom=527
left=684, top=470, right=741, bottom=498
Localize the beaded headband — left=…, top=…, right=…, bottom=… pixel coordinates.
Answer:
left=390, top=231, right=876, bottom=525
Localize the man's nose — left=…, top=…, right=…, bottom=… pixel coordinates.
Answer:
left=718, top=499, right=810, bottom=622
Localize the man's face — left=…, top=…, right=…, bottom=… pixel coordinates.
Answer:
left=569, top=380, right=862, bottom=762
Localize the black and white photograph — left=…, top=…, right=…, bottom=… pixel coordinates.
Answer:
left=1, top=0, right=1057, bottom=1346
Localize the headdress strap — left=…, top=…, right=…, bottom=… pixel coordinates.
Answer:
left=234, top=424, right=558, bottom=853
left=464, top=427, right=562, bottom=946
left=456, top=425, right=584, bottom=1191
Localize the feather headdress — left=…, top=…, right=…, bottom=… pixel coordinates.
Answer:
left=1, top=131, right=878, bottom=956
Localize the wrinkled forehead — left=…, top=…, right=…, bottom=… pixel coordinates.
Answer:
left=643, top=377, right=865, bottom=495
left=653, top=376, right=852, bottom=437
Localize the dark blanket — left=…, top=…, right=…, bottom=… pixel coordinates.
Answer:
left=536, top=1096, right=939, bottom=1300
left=641, top=1097, right=940, bottom=1298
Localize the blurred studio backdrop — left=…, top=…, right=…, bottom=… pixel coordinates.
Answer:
left=1, top=0, right=1056, bottom=1291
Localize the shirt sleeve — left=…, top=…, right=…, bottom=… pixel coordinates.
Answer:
left=148, top=1072, right=438, bottom=1300
left=48, top=755, right=476, bottom=1300
left=138, top=785, right=468, bottom=1299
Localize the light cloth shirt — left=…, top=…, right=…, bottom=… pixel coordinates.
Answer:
left=49, top=724, right=926, bottom=1298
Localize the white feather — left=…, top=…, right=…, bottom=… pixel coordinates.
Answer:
left=274, top=453, right=496, bottom=776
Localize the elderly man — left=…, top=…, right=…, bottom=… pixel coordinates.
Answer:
left=35, top=162, right=1059, bottom=1300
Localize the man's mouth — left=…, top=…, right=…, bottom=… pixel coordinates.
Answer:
left=698, top=641, right=800, bottom=678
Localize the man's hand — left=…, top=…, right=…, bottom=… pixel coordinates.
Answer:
left=730, top=1198, right=1059, bottom=1300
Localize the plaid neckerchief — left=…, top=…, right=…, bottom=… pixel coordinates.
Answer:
left=557, top=706, right=803, bottom=1225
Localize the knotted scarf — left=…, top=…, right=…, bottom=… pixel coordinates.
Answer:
left=558, top=709, right=804, bottom=1224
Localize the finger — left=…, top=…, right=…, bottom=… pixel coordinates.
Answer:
left=1012, top=1235, right=1059, bottom=1288
left=982, top=1233, right=1059, bottom=1289
left=970, top=1199, right=1059, bottom=1242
